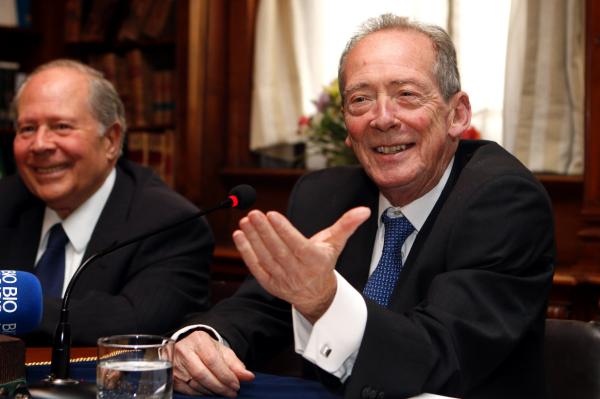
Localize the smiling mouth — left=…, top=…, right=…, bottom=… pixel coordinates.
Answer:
left=375, top=144, right=415, bottom=154
left=34, top=165, right=69, bottom=174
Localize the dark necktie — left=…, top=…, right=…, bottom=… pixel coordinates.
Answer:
left=35, top=223, right=69, bottom=298
left=363, top=209, right=415, bottom=307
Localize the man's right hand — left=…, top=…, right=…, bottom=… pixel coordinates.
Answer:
left=173, top=330, right=255, bottom=397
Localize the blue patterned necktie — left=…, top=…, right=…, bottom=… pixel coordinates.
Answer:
left=35, top=223, right=69, bottom=298
left=363, top=209, right=415, bottom=307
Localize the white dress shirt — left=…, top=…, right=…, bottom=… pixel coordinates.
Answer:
left=34, top=168, right=116, bottom=297
left=292, top=159, right=454, bottom=381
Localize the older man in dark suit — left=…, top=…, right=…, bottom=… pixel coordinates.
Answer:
left=173, top=15, right=554, bottom=399
left=0, top=59, right=213, bottom=346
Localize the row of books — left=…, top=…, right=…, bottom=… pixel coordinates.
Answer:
left=65, top=0, right=175, bottom=43
left=88, top=50, right=176, bottom=128
left=127, top=130, right=174, bottom=187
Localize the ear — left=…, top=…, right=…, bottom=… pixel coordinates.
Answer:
left=103, top=123, right=123, bottom=161
left=447, top=92, right=472, bottom=139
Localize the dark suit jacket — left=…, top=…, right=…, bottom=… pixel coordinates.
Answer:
left=0, top=159, right=214, bottom=346
left=183, top=140, right=555, bottom=399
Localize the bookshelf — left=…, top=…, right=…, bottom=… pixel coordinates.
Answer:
left=61, top=0, right=178, bottom=186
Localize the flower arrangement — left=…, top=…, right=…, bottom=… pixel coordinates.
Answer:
left=297, top=79, right=357, bottom=166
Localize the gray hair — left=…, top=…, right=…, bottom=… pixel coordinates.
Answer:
left=11, top=59, right=127, bottom=139
left=338, top=14, right=461, bottom=103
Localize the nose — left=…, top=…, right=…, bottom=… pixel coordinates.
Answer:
left=29, top=127, right=56, bottom=153
left=369, top=96, right=399, bottom=132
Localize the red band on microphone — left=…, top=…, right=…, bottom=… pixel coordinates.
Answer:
left=229, top=195, right=239, bottom=208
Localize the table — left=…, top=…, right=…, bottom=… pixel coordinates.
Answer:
left=25, top=348, right=341, bottom=399
left=25, top=348, right=455, bottom=399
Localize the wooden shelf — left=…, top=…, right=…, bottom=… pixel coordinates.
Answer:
left=127, top=125, right=175, bottom=133
left=65, top=39, right=175, bottom=55
left=221, top=167, right=305, bottom=182
left=536, top=174, right=583, bottom=183
left=0, top=26, right=39, bottom=43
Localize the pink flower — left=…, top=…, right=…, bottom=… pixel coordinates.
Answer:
left=314, top=92, right=331, bottom=112
left=298, top=115, right=310, bottom=127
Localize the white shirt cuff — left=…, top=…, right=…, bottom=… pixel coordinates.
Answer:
left=171, top=324, right=227, bottom=346
left=292, top=271, right=367, bottom=381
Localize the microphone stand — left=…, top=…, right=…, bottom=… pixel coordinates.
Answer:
left=29, top=186, right=255, bottom=398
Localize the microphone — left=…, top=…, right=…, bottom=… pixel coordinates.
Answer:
left=32, top=184, right=256, bottom=395
left=0, top=271, right=43, bottom=336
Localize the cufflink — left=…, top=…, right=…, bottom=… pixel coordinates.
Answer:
left=320, top=344, right=332, bottom=357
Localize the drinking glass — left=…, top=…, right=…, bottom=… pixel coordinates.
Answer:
left=97, top=334, right=174, bottom=399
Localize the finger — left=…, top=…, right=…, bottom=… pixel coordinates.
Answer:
left=247, top=210, right=298, bottom=271
left=232, top=229, right=273, bottom=286
left=174, top=376, right=212, bottom=397
left=173, top=379, right=200, bottom=396
left=238, top=212, right=288, bottom=279
left=312, top=206, right=371, bottom=251
left=264, top=211, right=311, bottom=257
left=222, top=346, right=255, bottom=382
left=240, top=212, right=281, bottom=266
left=193, top=342, right=241, bottom=394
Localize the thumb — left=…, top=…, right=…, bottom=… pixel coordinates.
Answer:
left=312, top=207, right=371, bottom=251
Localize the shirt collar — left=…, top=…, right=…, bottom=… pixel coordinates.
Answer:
left=41, top=168, right=117, bottom=253
left=377, top=157, right=454, bottom=231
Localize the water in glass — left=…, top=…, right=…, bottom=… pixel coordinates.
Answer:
left=97, top=359, right=173, bottom=399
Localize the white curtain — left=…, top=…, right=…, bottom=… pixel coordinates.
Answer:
left=249, top=0, right=324, bottom=150
left=451, top=0, right=511, bottom=144
left=503, top=0, right=584, bottom=175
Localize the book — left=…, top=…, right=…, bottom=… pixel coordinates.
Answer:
left=64, top=0, right=82, bottom=41
left=126, top=49, right=151, bottom=127
left=79, top=0, right=120, bottom=42
left=117, top=0, right=154, bottom=42
left=126, top=130, right=174, bottom=186
left=141, top=0, right=174, bottom=39
left=126, top=130, right=149, bottom=165
left=151, top=69, right=175, bottom=125
left=147, top=130, right=174, bottom=186
left=88, top=52, right=117, bottom=84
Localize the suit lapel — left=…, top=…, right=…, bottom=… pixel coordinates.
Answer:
left=336, top=173, right=379, bottom=291
left=82, top=165, right=133, bottom=263
left=12, top=203, right=44, bottom=271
